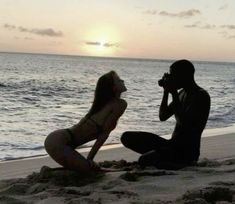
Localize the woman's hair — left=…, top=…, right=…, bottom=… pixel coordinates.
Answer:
left=86, top=71, right=116, bottom=117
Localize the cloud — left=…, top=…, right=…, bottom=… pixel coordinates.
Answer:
left=13, top=36, right=34, bottom=40
left=24, top=37, right=34, bottom=40
left=159, top=9, right=201, bottom=18
left=3, top=24, right=63, bottom=37
left=218, top=31, right=227, bottom=38
left=227, top=35, right=235, bottom=39
left=184, top=22, right=216, bottom=29
left=3, top=23, right=16, bottom=30
left=185, top=23, right=235, bottom=32
left=143, top=9, right=158, bottom=15
left=201, top=24, right=216, bottom=29
left=219, top=4, right=228, bottom=10
left=184, top=21, right=201, bottom=28
left=18, top=26, right=63, bottom=37
left=85, top=41, right=119, bottom=48
left=218, top=31, right=227, bottom=35
left=221, top=25, right=235, bottom=30
left=103, top=42, right=119, bottom=47
left=219, top=25, right=235, bottom=39
left=217, top=31, right=235, bottom=40
left=85, top=41, right=100, bottom=46
left=31, top=28, right=63, bottom=37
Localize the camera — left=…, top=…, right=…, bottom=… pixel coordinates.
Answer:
left=158, top=73, right=172, bottom=87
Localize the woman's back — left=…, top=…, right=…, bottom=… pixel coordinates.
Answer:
left=71, top=100, right=116, bottom=145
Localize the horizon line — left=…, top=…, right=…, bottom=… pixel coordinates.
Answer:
left=0, top=50, right=234, bottom=64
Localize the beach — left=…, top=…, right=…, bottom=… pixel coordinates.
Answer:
left=1, top=53, right=235, bottom=162
left=0, top=132, right=235, bottom=204
left=1, top=1, right=235, bottom=203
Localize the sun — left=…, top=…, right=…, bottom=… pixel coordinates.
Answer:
left=82, top=25, right=120, bottom=56
left=99, top=40, right=106, bottom=47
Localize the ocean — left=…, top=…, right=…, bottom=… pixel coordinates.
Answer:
left=0, top=52, right=235, bottom=161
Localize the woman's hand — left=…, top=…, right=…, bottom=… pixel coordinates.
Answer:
left=86, top=99, right=127, bottom=162
left=87, top=160, right=120, bottom=172
left=87, top=160, right=101, bottom=171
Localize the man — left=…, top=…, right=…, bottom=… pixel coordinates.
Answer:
left=121, top=59, right=210, bottom=169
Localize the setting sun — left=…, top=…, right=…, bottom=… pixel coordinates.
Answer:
left=82, top=25, right=121, bottom=56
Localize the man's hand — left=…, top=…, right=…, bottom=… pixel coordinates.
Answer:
left=163, top=81, right=177, bottom=94
left=161, top=73, right=177, bottom=94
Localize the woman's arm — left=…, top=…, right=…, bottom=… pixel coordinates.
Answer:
left=87, top=132, right=110, bottom=161
left=87, top=99, right=127, bottom=160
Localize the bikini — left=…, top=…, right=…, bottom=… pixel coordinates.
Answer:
left=65, top=129, right=77, bottom=149
left=66, top=117, right=103, bottom=148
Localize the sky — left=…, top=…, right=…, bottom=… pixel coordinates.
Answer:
left=0, top=0, right=235, bottom=62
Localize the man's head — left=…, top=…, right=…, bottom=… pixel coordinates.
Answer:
left=170, top=59, right=195, bottom=89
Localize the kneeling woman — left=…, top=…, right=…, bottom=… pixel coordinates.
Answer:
left=44, top=71, right=127, bottom=172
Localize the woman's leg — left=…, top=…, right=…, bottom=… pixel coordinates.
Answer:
left=45, top=131, right=91, bottom=172
left=45, top=144, right=91, bottom=172
left=61, top=146, right=91, bottom=172
left=121, top=131, right=169, bottom=154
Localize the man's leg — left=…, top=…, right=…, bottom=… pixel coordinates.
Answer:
left=121, top=131, right=169, bottom=154
left=138, top=145, right=193, bottom=170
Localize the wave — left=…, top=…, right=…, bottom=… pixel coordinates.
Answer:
left=2, top=80, right=90, bottom=100
left=1, top=154, right=48, bottom=162
left=22, top=96, right=41, bottom=102
left=0, top=143, right=45, bottom=151
left=0, top=143, right=121, bottom=162
left=207, top=107, right=235, bottom=129
left=0, top=83, right=7, bottom=87
left=14, top=146, right=45, bottom=151
left=230, top=78, right=235, bottom=84
left=209, top=107, right=235, bottom=121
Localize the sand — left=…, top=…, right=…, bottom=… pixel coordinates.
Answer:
left=0, top=133, right=235, bottom=204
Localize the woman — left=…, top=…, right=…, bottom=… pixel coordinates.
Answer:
left=44, top=71, right=127, bottom=172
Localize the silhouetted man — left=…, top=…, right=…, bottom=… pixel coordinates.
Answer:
left=121, top=59, right=210, bottom=169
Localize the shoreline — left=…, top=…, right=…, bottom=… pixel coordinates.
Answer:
left=1, top=125, right=235, bottom=163
left=0, top=143, right=123, bottom=164
left=1, top=132, right=235, bottom=180
left=0, top=132, right=235, bottom=203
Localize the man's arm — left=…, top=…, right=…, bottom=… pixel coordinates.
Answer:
left=159, top=90, right=174, bottom=121
left=87, top=100, right=127, bottom=160
left=170, top=90, right=185, bottom=124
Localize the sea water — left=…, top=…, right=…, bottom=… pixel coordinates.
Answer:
left=0, top=52, right=235, bottom=161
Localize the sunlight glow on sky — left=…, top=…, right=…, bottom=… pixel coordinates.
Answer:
left=81, top=24, right=121, bottom=56
left=0, top=0, right=235, bottom=62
